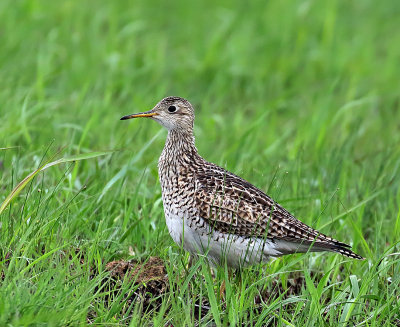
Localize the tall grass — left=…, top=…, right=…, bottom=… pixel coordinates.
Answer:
left=1, top=0, right=399, bottom=325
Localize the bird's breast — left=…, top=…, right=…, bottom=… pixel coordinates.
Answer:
left=158, top=160, right=196, bottom=213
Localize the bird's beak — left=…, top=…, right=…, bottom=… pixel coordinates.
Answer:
left=120, top=110, right=158, bottom=120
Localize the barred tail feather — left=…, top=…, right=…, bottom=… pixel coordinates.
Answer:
left=272, top=239, right=365, bottom=260
left=326, top=243, right=364, bottom=260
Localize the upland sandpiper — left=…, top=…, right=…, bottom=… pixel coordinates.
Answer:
left=121, top=97, right=363, bottom=268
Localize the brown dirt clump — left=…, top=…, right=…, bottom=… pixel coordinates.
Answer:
left=106, top=256, right=167, bottom=285
left=105, top=256, right=168, bottom=308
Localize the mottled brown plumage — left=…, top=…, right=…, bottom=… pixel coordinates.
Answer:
left=121, top=96, right=363, bottom=267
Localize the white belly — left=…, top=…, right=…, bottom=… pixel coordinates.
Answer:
left=164, top=208, right=279, bottom=268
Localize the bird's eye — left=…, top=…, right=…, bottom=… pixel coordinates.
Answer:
left=168, top=105, right=177, bottom=113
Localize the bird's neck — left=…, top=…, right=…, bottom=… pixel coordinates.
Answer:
left=159, top=129, right=200, bottom=167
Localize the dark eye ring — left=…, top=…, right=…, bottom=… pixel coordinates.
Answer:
left=168, top=105, right=177, bottom=113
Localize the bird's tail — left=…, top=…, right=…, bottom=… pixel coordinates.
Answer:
left=326, top=242, right=364, bottom=260
left=272, top=238, right=365, bottom=260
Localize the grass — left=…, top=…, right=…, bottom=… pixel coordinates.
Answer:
left=1, top=0, right=399, bottom=325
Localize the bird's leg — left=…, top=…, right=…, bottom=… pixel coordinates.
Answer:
left=219, top=265, right=233, bottom=301
left=187, top=254, right=194, bottom=270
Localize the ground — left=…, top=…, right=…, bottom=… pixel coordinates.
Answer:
left=0, top=0, right=399, bottom=326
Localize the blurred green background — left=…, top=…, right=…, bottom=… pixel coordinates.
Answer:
left=1, top=0, right=399, bottom=325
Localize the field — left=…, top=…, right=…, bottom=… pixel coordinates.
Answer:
left=1, top=0, right=400, bottom=325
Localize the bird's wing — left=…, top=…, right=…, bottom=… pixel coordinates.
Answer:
left=193, top=161, right=348, bottom=247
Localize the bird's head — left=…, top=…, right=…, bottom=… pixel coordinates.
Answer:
left=121, top=96, right=195, bottom=132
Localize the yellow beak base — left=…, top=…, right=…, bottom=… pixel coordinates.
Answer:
left=120, top=111, right=158, bottom=120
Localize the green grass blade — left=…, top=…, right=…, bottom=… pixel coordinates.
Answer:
left=202, top=265, right=222, bottom=327
left=0, top=146, right=19, bottom=151
left=0, top=151, right=113, bottom=214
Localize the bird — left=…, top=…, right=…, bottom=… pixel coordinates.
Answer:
left=121, top=96, right=364, bottom=268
